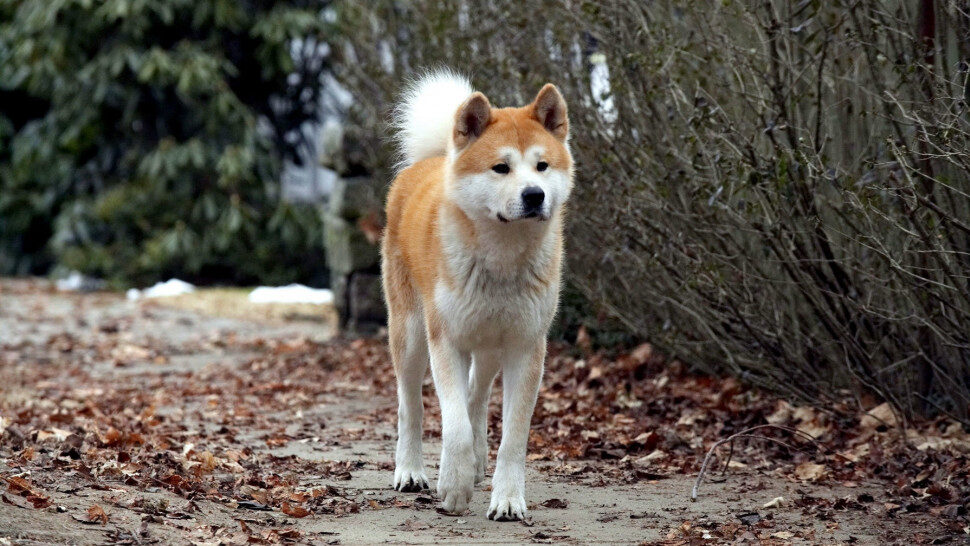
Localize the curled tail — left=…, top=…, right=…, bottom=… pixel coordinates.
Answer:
left=393, top=69, right=473, bottom=168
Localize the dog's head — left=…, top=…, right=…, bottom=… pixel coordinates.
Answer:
left=446, top=84, right=573, bottom=225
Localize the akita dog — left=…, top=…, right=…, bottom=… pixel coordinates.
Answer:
left=381, top=70, right=573, bottom=520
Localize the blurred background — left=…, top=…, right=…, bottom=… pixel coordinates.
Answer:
left=1, top=0, right=968, bottom=423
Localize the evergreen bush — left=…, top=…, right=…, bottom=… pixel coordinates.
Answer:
left=0, top=0, right=331, bottom=285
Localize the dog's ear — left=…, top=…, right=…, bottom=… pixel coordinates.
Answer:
left=453, top=92, right=491, bottom=149
left=532, top=84, right=568, bottom=141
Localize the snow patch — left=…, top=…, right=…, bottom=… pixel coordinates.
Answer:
left=248, top=284, right=333, bottom=305
left=127, top=279, right=196, bottom=300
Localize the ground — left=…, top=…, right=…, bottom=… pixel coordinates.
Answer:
left=1, top=279, right=967, bottom=545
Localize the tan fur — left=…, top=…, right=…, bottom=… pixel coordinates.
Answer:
left=383, top=106, right=570, bottom=306
left=382, top=77, right=573, bottom=520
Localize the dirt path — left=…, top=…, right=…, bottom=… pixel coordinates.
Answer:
left=0, top=279, right=960, bottom=545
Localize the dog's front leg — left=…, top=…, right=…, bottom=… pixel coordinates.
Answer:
left=487, top=341, right=545, bottom=521
left=468, top=353, right=500, bottom=484
left=428, top=336, right=475, bottom=514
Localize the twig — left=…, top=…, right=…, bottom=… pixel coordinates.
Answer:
left=720, top=440, right=735, bottom=475
left=690, top=424, right=847, bottom=502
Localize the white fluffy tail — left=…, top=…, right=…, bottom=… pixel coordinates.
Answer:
left=393, top=69, right=473, bottom=168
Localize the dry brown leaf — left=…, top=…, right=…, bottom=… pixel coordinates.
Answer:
left=73, top=504, right=109, bottom=525
left=796, top=420, right=830, bottom=440
left=27, top=494, right=52, bottom=509
left=765, top=401, right=793, bottom=424
left=2, top=493, right=31, bottom=509
left=860, top=402, right=897, bottom=429
left=540, top=498, right=569, bottom=509
left=35, top=428, right=71, bottom=442
left=89, top=504, right=109, bottom=524
left=281, top=502, right=310, bottom=518
left=794, top=462, right=827, bottom=482
left=630, top=343, right=653, bottom=363
left=5, top=476, right=32, bottom=495
left=99, top=427, right=123, bottom=447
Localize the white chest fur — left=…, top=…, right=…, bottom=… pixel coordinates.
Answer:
left=434, top=216, right=561, bottom=352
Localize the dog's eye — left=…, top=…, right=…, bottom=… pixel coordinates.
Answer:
left=536, top=161, right=549, bottom=172
left=492, top=163, right=510, bottom=174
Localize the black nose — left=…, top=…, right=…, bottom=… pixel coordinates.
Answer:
left=521, top=186, right=545, bottom=210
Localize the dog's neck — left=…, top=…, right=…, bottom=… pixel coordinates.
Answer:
left=440, top=202, right=560, bottom=283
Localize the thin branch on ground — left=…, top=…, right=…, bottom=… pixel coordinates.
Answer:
left=690, top=424, right=850, bottom=502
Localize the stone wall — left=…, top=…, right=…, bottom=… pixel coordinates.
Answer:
left=320, top=120, right=387, bottom=333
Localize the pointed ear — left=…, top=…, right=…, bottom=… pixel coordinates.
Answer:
left=453, top=92, right=491, bottom=149
left=532, top=83, right=568, bottom=141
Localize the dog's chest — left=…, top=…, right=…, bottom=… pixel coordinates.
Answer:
left=434, top=259, right=557, bottom=350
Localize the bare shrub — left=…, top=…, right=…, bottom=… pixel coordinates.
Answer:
left=331, top=0, right=970, bottom=421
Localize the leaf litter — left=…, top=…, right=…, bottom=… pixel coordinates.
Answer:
left=0, top=278, right=968, bottom=544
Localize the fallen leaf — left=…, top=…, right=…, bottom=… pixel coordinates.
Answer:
left=36, top=428, right=71, bottom=442
left=766, top=400, right=793, bottom=424
left=796, top=420, right=831, bottom=440
left=281, top=502, right=310, bottom=518
left=2, top=493, right=32, bottom=509
left=643, top=449, right=667, bottom=463
left=630, top=343, right=653, bottom=362
left=27, top=494, right=52, bottom=509
left=73, top=504, right=108, bottom=525
left=736, top=512, right=761, bottom=526
left=5, top=476, right=32, bottom=495
left=398, top=517, right=429, bottom=531
left=794, top=462, right=827, bottom=482
left=540, top=498, right=568, bottom=509
left=236, top=500, right=271, bottom=511
left=860, top=402, right=897, bottom=429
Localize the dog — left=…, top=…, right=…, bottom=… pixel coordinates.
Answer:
left=381, top=70, right=573, bottom=520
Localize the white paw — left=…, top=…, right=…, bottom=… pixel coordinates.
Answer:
left=487, top=491, right=527, bottom=521
left=487, top=468, right=527, bottom=521
left=393, top=464, right=429, bottom=492
left=436, top=445, right=475, bottom=514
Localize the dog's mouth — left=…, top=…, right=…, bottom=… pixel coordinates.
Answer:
left=496, top=211, right=548, bottom=223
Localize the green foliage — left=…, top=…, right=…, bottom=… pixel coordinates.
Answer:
left=0, top=0, right=330, bottom=285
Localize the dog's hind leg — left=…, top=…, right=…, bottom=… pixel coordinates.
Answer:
left=390, top=309, right=430, bottom=492
left=468, top=353, right=499, bottom=484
